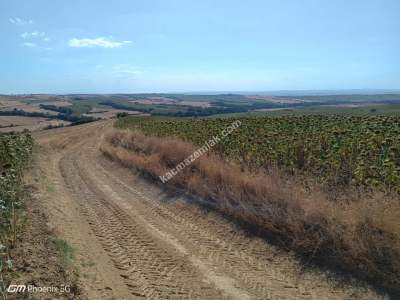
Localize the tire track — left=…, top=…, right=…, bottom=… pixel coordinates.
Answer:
left=93, top=136, right=385, bottom=300
left=60, top=150, right=230, bottom=299
left=90, top=155, right=344, bottom=300
left=92, top=161, right=308, bottom=299
left=35, top=121, right=387, bottom=300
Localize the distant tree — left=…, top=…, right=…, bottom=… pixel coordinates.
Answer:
left=117, top=112, right=129, bottom=118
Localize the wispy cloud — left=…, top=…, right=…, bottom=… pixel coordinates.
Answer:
left=20, top=31, right=46, bottom=39
left=9, top=17, right=33, bottom=25
left=22, top=42, right=38, bottom=48
left=112, top=64, right=142, bottom=79
left=21, top=42, right=52, bottom=50
left=68, top=37, right=133, bottom=48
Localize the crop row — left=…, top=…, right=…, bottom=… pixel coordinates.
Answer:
left=116, top=115, right=400, bottom=191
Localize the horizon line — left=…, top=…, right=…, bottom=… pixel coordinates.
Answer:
left=2, top=88, right=400, bottom=96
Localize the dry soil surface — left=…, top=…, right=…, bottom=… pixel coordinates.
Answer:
left=31, top=121, right=389, bottom=299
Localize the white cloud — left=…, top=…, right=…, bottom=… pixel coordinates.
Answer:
left=21, top=42, right=52, bottom=50
left=9, top=17, right=33, bottom=25
left=21, top=31, right=46, bottom=39
left=32, top=31, right=45, bottom=38
left=22, top=42, right=38, bottom=48
left=68, top=37, right=133, bottom=48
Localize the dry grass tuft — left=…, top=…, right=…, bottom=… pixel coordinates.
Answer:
left=101, top=129, right=400, bottom=293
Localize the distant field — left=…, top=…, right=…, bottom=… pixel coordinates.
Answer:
left=1, top=94, right=400, bottom=131
left=35, top=100, right=72, bottom=107
left=207, top=103, right=400, bottom=118
left=283, top=93, right=400, bottom=103
left=246, top=95, right=304, bottom=104
left=84, top=107, right=144, bottom=119
left=0, top=99, right=59, bottom=115
left=0, top=116, right=71, bottom=132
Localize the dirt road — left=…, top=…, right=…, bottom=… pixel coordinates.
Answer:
left=32, top=121, right=385, bottom=299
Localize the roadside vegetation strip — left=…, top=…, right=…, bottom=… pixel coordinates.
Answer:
left=106, top=118, right=400, bottom=294
left=116, top=115, right=400, bottom=192
left=0, top=131, right=33, bottom=296
left=160, top=120, right=241, bottom=183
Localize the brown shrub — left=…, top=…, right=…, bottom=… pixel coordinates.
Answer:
left=100, top=129, right=400, bottom=293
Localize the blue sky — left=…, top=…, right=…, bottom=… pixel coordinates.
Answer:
left=1, top=0, right=399, bottom=94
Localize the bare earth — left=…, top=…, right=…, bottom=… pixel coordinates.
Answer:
left=32, top=121, right=387, bottom=299
left=0, top=99, right=59, bottom=115
left=0, top=116, right=70, bottom=132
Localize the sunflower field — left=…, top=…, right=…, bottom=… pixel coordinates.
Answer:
left=116, top=115, right=400, bottom=191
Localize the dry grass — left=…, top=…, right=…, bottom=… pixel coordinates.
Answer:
left=101, top=129, right=400, bottom=293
